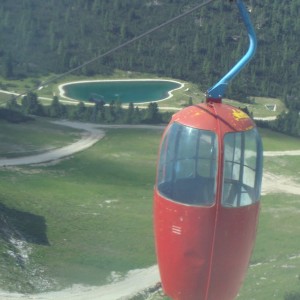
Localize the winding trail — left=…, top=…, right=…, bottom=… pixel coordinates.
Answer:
left=0, top=120, right=299, bottom=300
left=0, top=266, right=160, bottom=300
left=0, top=121, right=164, bottom=167
left=0, top=123, right=104, bottom=167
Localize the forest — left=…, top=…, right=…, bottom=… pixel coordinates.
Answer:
left=4, top=92, right=172, bottom=125
left=0, top=0, right=299, bottom=135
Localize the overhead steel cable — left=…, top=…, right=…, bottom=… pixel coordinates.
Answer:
left=15, top=0, right=216, bottom=99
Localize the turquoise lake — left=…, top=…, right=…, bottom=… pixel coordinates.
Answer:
left=60, top=80, right=182, bottom=104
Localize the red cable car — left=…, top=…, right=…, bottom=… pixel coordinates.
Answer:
left=154, top=1, right=263, bottom=300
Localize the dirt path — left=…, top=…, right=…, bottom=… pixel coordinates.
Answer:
left=262, top=150, right=300, bottom=195
left=0, top=130, right=104, bottom=167
left=0, top=121, right=108, bottom=167
left=262, top=171, right=300, bottom=195
left=264, top=150, right=300, bottom=156
left=0, top=266, right=160, bottom=300
left=1, top=119, right=298, bottom=167
left=0, top=120, right=299, bottom=300
left=0, top=121, right=164, bottom=167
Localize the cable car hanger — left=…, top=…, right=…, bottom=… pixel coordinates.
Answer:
left=206, top=0, right=257, bottom=101
left=154, top=1, right=262, bottom=300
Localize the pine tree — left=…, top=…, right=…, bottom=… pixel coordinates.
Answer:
left=6, top=96, right=20, bottom=111
left=145, top=102, right=161, bottom=124
left=49, top=96, right=62, bottom=118
left=21, top=92, right=43, bottom=115
left=126, top=102, right=134, bottom=124
left=132, top=106, right=141, bottom=124
left=4, top=55, right=14, bottom=79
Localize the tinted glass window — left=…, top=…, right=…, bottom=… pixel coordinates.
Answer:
left=157, top=123, right=218, bottom=206
left=222, top=128, right=263, bottom=207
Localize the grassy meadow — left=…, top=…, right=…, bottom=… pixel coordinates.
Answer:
left=0, top=118, right=299, bottom=298
left=0, top=123, right=163, bottom=293
left=0, top=118, right=82, bottom=158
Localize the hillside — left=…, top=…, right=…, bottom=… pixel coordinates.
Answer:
left=0, top=0, right=299, bottom=135
left=0, top=1, right=299, bottom=98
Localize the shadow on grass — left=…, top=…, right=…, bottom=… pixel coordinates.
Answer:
left=0, top=203, right=49, bottom=245
left=0, top=203, right=55, bottom=293
left=285, top=291, right=300, bottom=300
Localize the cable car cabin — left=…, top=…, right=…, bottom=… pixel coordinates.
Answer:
left=154, top=102, right=263, bottom=300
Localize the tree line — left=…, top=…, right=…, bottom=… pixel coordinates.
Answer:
left=5, top=93, right=299, bottom=137
left=5, top=92, right=173, bottom=125
left=257, top=111, right=300, bottom=137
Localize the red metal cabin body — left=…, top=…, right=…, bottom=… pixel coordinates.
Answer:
left=154, top=102, right=263, bottom=300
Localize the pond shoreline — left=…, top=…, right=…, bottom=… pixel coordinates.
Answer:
left=58, top=78, right=184, bottom=104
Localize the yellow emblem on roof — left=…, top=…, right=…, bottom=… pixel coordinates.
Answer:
left=232, top=109, right=249, bottom=121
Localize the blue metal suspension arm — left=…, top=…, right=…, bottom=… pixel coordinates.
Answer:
left=206, top=0, right=257, bottom=100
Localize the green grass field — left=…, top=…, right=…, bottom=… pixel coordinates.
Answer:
left=0, top=118, right=299, bottom=298
left=239, top=194, right=300, bottom=300
left=259, top=128, right=300, bottom=151
left=0, top=127, right=162, bottom=293
left=0, top=118, right=82, bottom=158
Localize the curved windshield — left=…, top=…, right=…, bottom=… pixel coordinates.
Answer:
left=222, top=128, right=263, bottom=207
left=157, top=123, right=218, bottom=206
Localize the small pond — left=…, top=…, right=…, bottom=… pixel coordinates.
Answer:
left=59, top=79, right=183, bottom=104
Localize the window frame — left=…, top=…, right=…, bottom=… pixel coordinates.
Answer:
left=221, top=128, right=263, bottom=208
left=157, top=122, right=218, bottom=207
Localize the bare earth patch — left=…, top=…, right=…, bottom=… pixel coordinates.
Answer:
left=262, top=172, right=300, bottom=196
